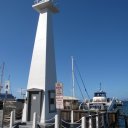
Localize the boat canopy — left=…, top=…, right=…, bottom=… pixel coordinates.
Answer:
left=94, top=91, right=106, bottom=97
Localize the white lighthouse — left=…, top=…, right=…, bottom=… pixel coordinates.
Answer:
left=22, top=0, right=58, bottom=123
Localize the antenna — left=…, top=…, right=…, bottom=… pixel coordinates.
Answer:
left=17, top=88, right=26, bottom=99
left=71, top=56, right=75, bottom=97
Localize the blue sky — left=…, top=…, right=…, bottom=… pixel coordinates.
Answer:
left=0, top=0, right=128, bottom=99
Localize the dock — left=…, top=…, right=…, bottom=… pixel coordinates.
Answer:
left=58, top=109, right=128, bottom=128
left=0, top=104, right=128, bottom=128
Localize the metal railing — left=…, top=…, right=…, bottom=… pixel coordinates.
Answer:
left=34, top=0, right=58, bottom=6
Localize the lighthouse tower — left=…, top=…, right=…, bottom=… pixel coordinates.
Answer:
left=22, top=0, right=58, bottom=123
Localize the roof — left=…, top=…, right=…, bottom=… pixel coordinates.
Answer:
left=94, top=90, right=106, bottom=94
left=63, top=96, right=78, bottom=101
left=0, top=93, right=15, bottom=101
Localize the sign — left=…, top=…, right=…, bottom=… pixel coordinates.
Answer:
left=56, top=96, right=63, bottom=109
left=55, top=82, right=63, bottom=109
left=55, top=82, right=63, bottom=96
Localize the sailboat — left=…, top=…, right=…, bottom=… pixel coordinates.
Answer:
left=0, top=63, right=15, bottom=109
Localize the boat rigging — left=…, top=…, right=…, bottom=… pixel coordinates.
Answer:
left=74, top=59, right=90, bottom=100
left=71, top=57, right=90, bottom=100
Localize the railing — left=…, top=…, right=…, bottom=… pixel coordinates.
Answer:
left=34, top=0, right=47, bottom=4
left=60, top=110, right=107, bottom=128
left=107, top=97, right=116, bottom=111
left=0, top=100, right=23, bottom=127
left=34, top=0, right=58, bottom=6
left=8, top=109, right=122, bottom=128
left=59, top=110, right=119, bottom=128
left=33, top=0, right=59, bottom=13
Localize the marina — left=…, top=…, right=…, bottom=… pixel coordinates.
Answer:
left=0, top=102, right=128, bottom=127
left=0, top=0, right=128, bottom=128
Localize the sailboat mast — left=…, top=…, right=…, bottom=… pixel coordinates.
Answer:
left=71, top=56, right=75, bottom=97
left=100, top=82, right=102, bottom=91
left=0, top=62, right=5, bottom=93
